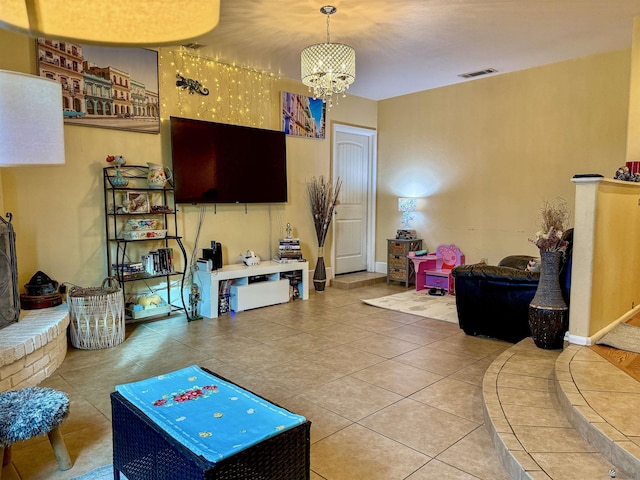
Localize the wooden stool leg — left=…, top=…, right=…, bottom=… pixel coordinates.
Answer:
left=47, top=427, right=72, bottom=471
left=0, top=445, right=4, bottom=480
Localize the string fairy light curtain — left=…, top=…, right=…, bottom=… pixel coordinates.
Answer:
left=159, top=48, right=279, bottom=128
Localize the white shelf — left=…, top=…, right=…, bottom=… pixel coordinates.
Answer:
left=196, top=260, right=309, bottom=318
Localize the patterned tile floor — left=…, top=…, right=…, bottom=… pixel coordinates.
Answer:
left=5, top=279, right=631, bottom=479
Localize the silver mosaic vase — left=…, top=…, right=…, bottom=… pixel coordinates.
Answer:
left=528, top=250, right=568, bottom=349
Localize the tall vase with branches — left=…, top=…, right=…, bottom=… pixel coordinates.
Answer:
left=528, top=198, right=571, bottom=349
left=307, top=176, right=342, bottom=292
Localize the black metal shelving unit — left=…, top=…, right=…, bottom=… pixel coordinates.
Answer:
left=103, top=165, right=187, bottom=321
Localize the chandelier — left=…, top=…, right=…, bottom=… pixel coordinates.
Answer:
left=301, top=5, right=355, bottom=109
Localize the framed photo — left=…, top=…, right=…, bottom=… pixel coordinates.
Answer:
left=126, top=192, right=150, bottom=214
left=281, top=91, right=326, bottom=139
left=36, top=38, right=160, bottom=134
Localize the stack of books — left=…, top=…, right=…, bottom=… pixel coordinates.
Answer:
left=112, top=262, right=146, bottom=278
left=274, top=237, right=303, bottom=262
left=141, top=247, right=174, bottom=275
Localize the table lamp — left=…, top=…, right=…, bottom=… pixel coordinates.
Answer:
left=397, top=197, right=417, bottom=239
left=0, top=69, right=65, bottom=328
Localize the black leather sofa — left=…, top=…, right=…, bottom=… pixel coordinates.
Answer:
left=451, top=230, right=573, bottom=343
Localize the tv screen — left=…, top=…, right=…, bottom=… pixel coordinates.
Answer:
left=169, top=117, right=288, bottom=204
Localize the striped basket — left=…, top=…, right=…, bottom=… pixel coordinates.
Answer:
left=67, top=277, right=125, bottom=350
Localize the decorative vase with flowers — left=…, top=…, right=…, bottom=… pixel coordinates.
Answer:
left=106, top=155, right=128, bottom=187
left=307, top=176, right=341, bottom=292
left=528, top=199, right=571, bottom=349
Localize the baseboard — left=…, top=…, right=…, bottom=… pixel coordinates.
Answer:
left=375, top=262, right=387, bottom=274
left=566, top=333, right=591, bottom=346
left=567, top=303, right=640, bottom=346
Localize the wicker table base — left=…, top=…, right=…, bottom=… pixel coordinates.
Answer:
left=111, top=372, right=311, bottom=480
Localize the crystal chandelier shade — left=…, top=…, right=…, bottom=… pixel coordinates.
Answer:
left=301, top=6, right=355, bottom=108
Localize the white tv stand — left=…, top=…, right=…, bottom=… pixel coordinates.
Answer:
left=196, top=261, right=309, bottom=318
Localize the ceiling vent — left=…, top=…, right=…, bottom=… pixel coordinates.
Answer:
left=458, top=68, right=497, bottom=79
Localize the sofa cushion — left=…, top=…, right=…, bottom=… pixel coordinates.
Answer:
left=451, top=263, right=540, bottom=283
left=497, top=255, right=537, bottom=270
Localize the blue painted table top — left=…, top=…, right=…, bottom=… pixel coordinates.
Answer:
left=116, top=365, right=306, bottom=463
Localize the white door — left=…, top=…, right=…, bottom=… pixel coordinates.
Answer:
left=332, top=124, right=377, bottom=275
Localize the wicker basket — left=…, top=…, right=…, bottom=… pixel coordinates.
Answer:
left=68, top=277, right=125, bottom=350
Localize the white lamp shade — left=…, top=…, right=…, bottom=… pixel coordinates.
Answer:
left=398, top=197, right=417, bottom=212
left=0, top=1, right=220, bottom=47
left=0, top=70, right=65, bottom=166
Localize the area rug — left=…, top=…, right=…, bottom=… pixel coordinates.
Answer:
left=363, top=290, right=458, bottom=324
left=596, top=322, right=640, bottom=354
left=70, top=465, right=127, bottom=480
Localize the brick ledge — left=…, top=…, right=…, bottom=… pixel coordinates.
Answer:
left=0, top=305, right=69, bottom=391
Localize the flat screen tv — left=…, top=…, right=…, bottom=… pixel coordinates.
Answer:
left=169, top=116, right=287, bottom=204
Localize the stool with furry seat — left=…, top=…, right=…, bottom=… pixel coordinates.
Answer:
left=0, top=387, right=72, bottom=478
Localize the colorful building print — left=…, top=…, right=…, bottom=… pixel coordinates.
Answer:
left=282, top=91, right=325, bottom=139
left=37, top=39, right=160, bottom=133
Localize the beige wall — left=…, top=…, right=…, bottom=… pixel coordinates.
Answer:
left=570, top=177, right=640, bottom=341
left=0, top=29, right=377, bottom=294
left=567, top=16, right=640, bottom=343
left=627, top=17, right=640, bottom=161
left=1, top=27, right=634, bottom=304
left=591, top=181, right=640, bottom=334
left=377, top=50, right=630, bottom=264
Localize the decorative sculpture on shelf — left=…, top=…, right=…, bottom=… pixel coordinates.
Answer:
left=176, top=74, right=210, bottom=96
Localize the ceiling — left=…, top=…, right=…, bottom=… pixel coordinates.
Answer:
left=190, top=0, right=640, bottom=101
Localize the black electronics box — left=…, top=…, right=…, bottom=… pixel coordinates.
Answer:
left=203, top=241, right=223, bottom=269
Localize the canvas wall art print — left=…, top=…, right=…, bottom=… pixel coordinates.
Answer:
left=281, top=91, right=326, bottom=139
left=36, top=38, right=160, bottom=134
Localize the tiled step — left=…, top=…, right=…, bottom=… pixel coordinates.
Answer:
left=555, top=345, right=640, bottom=479
left=483, top=338, right=638, bottom=479
left=331, top=272, right=387, bottom=290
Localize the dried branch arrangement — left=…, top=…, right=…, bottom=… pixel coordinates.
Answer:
left=306, top=176, right=342, bottom=248
left=530, top=198, right=571, bottom=252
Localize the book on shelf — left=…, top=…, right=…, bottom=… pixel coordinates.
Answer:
left=278, top=250, right=302, bottom=257
left=279, top=238, right=300, bottom=246
left=111, top=262, right=146, bottom=278
left=272, top=257, right=307, bottom=264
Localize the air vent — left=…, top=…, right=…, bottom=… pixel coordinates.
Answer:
left=458, top=68, right=497, bottom=79
left=181, top=43, right=206, bottom=50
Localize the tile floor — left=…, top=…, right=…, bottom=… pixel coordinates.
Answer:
left=3, top=282, right=514, bottom=480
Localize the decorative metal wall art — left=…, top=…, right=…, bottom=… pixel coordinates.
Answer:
left=176, top=74, right=209, bottom=96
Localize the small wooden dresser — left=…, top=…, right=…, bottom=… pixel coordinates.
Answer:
left=387, top=238, right=423, bottom=287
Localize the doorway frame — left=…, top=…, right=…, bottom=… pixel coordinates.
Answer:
left=331, top=122, right=378, bottom=275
